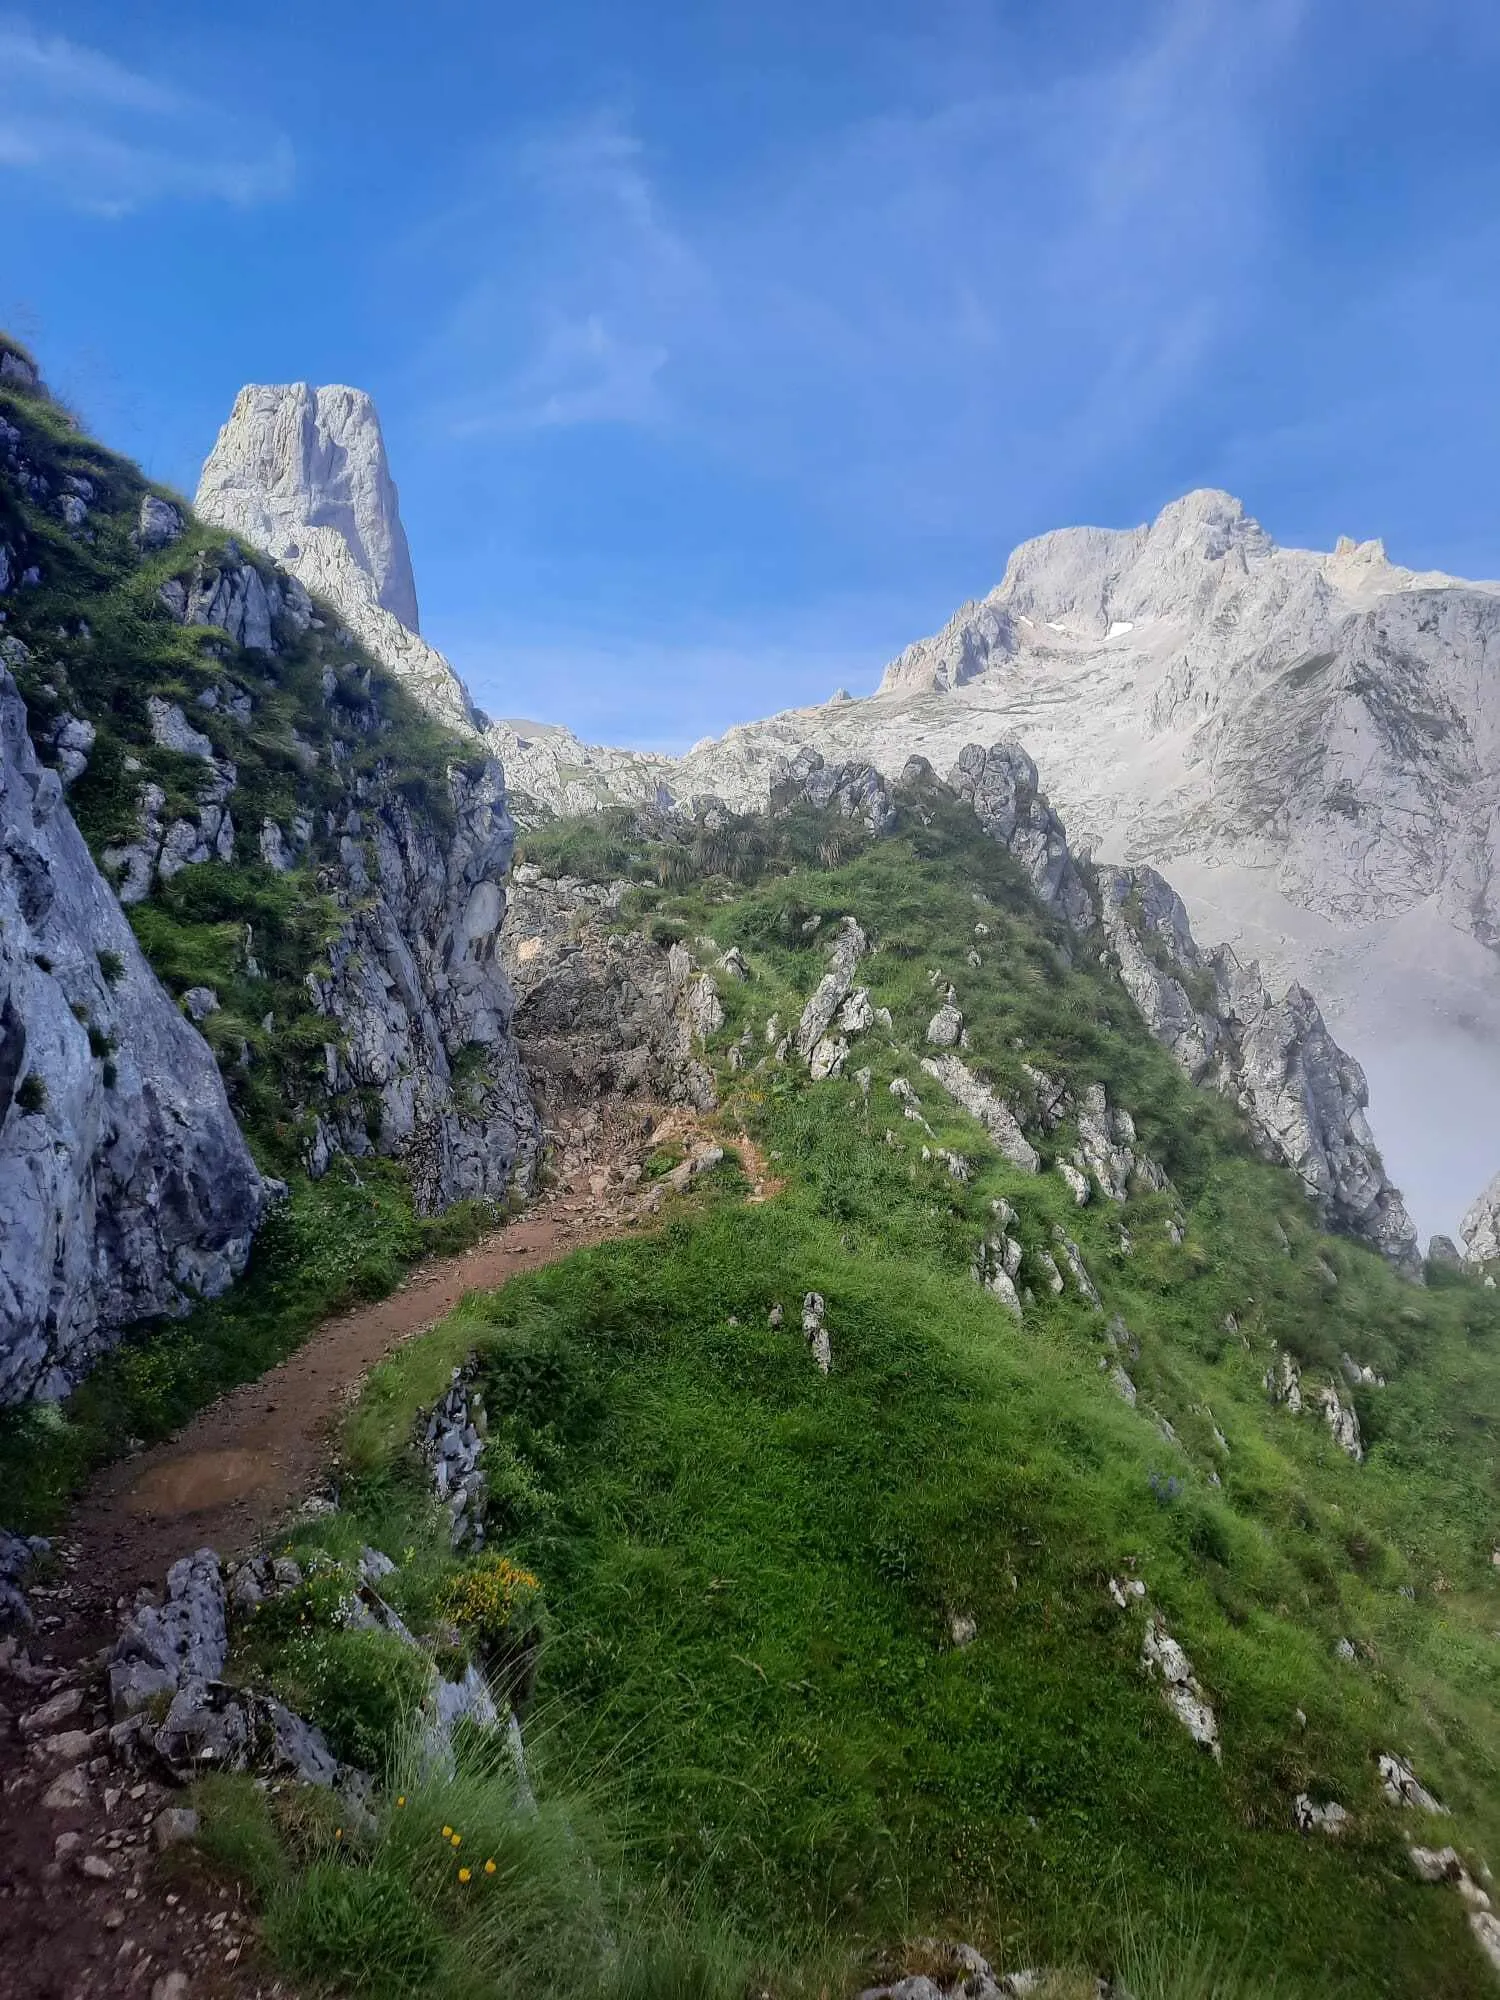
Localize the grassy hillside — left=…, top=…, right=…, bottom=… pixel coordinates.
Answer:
left=196, top=810, right=1500, bottom=1998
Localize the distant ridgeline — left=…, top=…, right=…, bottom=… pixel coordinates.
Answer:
left=0, top=334, right=538, bottom=1403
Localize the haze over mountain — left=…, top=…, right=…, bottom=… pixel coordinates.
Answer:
left=195, top=387, right=1500, bottom=1242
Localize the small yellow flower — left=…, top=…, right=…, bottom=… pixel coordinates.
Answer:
left=442, top=1825, right=453, bottom=1838
left=396, top=1795, right=406, bottom=1808
left=458, top=1866, right=472, bottom=1883
left=334, top=1828, right=343, bottom=1841
left=451, top=1833, right=462, bottom=1848
left=484, top=1859, right=496, bottom=1876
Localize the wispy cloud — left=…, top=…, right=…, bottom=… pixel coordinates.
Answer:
left=439, top=112, right=705, bottom=433
left=0, top=18, right=293, bottom=215
left=421, top=0, right=1307, bottom=537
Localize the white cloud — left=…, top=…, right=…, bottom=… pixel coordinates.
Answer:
left=424, top=108, right=707, bottom=434
left=421, top=0, right=1308, bottom=530
left=0, top=18, right=293, bottom=215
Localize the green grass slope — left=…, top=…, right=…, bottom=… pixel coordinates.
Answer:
left=216, top=813, right=1500, bottom=1998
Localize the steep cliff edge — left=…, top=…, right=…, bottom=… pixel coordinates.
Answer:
left=0, top=659, right=263, bottom=1401
left=0, top=337, right=538, bottom=1401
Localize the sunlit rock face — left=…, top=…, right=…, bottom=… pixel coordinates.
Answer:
left=195, top=381, right=1500, bottom=1234
left=197, top=383, right=478, bottom=736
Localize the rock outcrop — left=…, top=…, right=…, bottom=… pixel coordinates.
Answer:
left=948, top=741, right=1093, bottom=930
left=0, top=665, right=263, bottom=1403
left=197, top=384, right=478, bottom=735
left=198, top=383, right=420, bottom=630
left=499, top=867, right=720, bottom=1118
left=302, top=757, right=537, bottom=1210
left=1097, top=863, right=1419, bottom=1269
left=1459, top=1169, right=1500, bottom=1264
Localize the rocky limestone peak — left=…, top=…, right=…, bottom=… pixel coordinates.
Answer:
left=198, top=382, right=420, bottom=629
left=196, top=384, right=480, bottom=738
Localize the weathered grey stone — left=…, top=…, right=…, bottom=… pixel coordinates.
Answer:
left=109, top=1549, right=227, bottom=1718
left=501, top=872, right=716, bottom=1120
left=919, top=1053, right=1040, bottom=1173
left=0, top=1527, right=49, bottom=1628
left=926, top=1000, right=964, bottom=1047
left=1379, top=1752, right=1446, bottom=1813
left=1295, top=1794, right=1349, bottom=1835
left=796, top=919, right=869, bottom=1061
left=1460, top=1169, right=1500, bottom=1264
left=949, top=740, right=1094, bottom=930
left=802, top=1291, right=832, bottom=1374
left=20, top=1684, right=83, bottom=1736
left=1141, top=1615, right=1220, bottom=1756
left=1098, top=863, right=1419, bottom=1271
left=306, top=758, right=540, bottom=1209
left=47, top=712, right=94, bottom=786
left=136, top=494, right=183, bottom=551
left=0, top=674, right=262, bottom=1402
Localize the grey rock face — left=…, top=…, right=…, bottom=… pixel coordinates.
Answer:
left=421, top=1366, right=490, bottom=1550
left=1459, top=1169, right=1500, bottom=1263
left=920, top=1053, right=1040, bottom=1174
left=156, top=545, right=311, bottom=655
left=306, top=758, right=540, bottom=1210
left=948, top=740, right=1094, bottom=930
left=770, top=746, right=896, bottom=834
left=135, top=493, right=183, bottom=551
left=199, top=383, right=421, bottom=630
left=0, top=670, right=263, bottom=1403
left=197, top=385, right=478, bottom=735
left=499, top=871, right=719, bottom=1116
left=0, top=1527, right=49, bottom=1629
left=109, top=1549, right=228, bottom=1718
left=1098, top=861, right=1419, bottom=1270
left=795, top=918, right=870, bottom=1062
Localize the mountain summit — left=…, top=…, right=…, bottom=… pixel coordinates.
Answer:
left=196, top=383, right=479, bottom=735
left=192, top=384, right=1500, bottom=1234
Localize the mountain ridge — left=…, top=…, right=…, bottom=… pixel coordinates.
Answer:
left=192, top=381, right=1500, bottom=1239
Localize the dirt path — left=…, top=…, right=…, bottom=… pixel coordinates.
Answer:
left=62, top=1111, right=777, bottom=1609
left=68, top=1198, right=609, bottom=1610
left=0, top=1110, right=778, bottom=1999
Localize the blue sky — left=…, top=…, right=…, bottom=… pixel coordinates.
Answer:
left=5, top=0, right=1500, bottom=749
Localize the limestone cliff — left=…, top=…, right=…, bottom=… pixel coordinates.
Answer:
left=0, top=339, right=538, bottom=1400
left=0, top=660, right=263, bottom=1402
left=196, top=384, right=477, bottom=735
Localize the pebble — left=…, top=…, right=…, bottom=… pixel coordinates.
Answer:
left=80, top=1852, right=115, bottom=1880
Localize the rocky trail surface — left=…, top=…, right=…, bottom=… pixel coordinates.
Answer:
left=0, top=1110, right=764, bottom=2000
